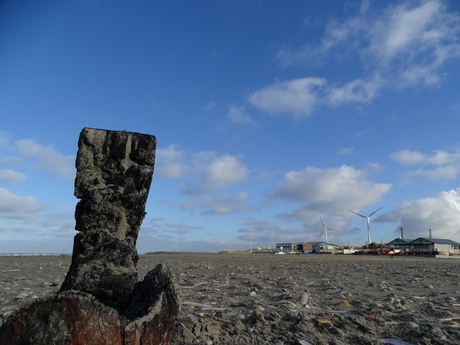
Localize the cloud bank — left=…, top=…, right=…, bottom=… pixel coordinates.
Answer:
left=250, top=0, right=460, bottom=118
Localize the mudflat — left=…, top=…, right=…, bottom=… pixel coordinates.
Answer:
left=1, top=253, right=460, bottom=344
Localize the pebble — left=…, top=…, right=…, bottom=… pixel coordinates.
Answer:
left=297, top=341, right=312, bottom=345
left=236, top=313, right=245, bottom=320
left=300, top=292, right=309, bottom=306
left=315, top=316, right=331, bottom=325
left=407, top=321, right=418, bottom=329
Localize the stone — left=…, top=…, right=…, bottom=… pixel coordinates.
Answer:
left=315, top=316, right=332, bottom=326
left=0, top=128, right=182, bottom=345
left=341, top=300, right=351, bottom=307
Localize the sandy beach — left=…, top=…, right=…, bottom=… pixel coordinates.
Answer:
left=1, top=253, right=460, bottom=344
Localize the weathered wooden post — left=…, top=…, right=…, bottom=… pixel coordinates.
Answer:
left=0, top=128, right=181, bottom=345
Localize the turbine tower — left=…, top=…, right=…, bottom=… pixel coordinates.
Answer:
left=317, top=216, right=339, bottom=243
left=348, top=206, right=384, bottom=244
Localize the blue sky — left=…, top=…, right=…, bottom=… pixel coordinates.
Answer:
left=2, top=0, right=460, bottom=253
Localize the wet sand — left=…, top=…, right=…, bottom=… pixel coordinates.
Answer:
left=1, top=253, right=460, bottom=344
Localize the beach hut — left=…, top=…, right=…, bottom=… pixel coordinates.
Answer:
left=409, top=237, right=460, bottom=255
left=388, top=238, right=414, bottom=253
left=388, top=237, right=460, bottom=255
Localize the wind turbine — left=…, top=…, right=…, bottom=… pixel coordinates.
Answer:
left=348, top=206, right=384, bottom=244
left=317, top=216, right=339, bottom=243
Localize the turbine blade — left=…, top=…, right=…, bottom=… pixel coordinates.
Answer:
left=368, top=205, right=384, bottom=217
left=316, top=231, right=324, bottom=240
left=320, top=216, right=325, bottom=229
left=349, top=210, right=366, bottom=218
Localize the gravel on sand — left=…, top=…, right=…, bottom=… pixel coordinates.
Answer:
left=1, top=253, right=460, bottom=345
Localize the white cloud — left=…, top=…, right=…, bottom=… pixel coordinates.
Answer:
left=288, top=0, right=460, bottom=75
left=204, top=101, right=216, bottom=110
left=369, top=1, right=442, bottom=63
left=399, top=65, right=441, bottom=87
left=326, top=75, right=383, bottom=105
left=137, top=219, right=250, bottom=253
left=366, top=0, right=460, bottom=79
left=0, top=188, right=39, bottom=220
left=204, top=155, right=248, bottom=189
left=0, top=169, right=27, bottom=183
left=274, top=165, right=391, bottom=213
left=271, top=164, right=389, bottom=242
left=0, top=133, right=23, bottom=165
left=181, top=154, right=249, bottom=194
left=135, top=236, right=248, bottom=253
left=227, top=105, right=255, bottom=125
left=391, top=148, right=460, bottom=182
left=163, top=222, right=203, bottom=235
left=248, top=75, right=385, bottom=118
left=186, top=192, right=254, bottom=215
left=0, top=131, right=11, bottom=147
left=408, top=165, right=460, bottom=180
left=378, top=189, right=460, bottom=240
left=275, top=207, right=362, bottom=243
left=0, top=156, right=21, bottom=165
left=156, top=146, right=250, bottom=194
left=155, top=144, right=188, bottom=178
left=391, top=149, right=460, bottom=166
left=38, top=211, right=74, bottom=228
left=337, top=147, right=354, bottom=156
left=266, top=0, right=460, bottom=118
left=248, top=77, right=326, bottom=118
left=237, top=218, right=304, bottom=244
left=15, top=139, right=74, bottom=178
left=274, top=14, right=366, bottom=68
left=359, top=0, right=371, bottom=14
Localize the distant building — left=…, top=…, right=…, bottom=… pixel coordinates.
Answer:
left=388, top=237, right=460, bottom=255
left=387, top=238, right=414, bottom=250
left=311, top=242, right=339, bottom=254
left=275, top=241, right=339, bottom=254
left=275, top=242, right=302, bottom=253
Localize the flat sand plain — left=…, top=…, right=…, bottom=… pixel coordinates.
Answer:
left=1, top=253, right=460, bottom=344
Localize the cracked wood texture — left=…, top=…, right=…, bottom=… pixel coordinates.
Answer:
left=60, top=128, right=156, bottom=310
left=0, top=128, right=182, bottom=345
